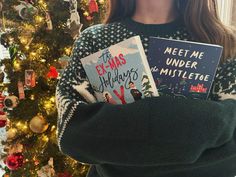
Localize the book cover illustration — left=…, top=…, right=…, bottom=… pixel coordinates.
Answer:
left=148, top=37, right=223, bottom=99
left=81, top=36, right=158, bottom=104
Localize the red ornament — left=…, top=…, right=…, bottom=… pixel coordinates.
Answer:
left=0, top=111, right=5, bottom=115
left=58, top=172, right=72, bottom=177
left=47, top=66, right=58, bottom=79
left=5, top=153, right=24, bottom=170
left=0, top=111, right=7, bottom=128
left=0, top=119, right=6, bottom=127
left=0, top=94, right=6, bottom=111
left=89, top=0, right=99, bottom=14
left=18, top=81, right=25, bottom=100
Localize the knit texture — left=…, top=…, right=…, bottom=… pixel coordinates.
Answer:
left=56, top=18, right=236, bottom=177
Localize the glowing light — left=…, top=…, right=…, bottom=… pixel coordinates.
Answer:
left=13, top=60, right=22, bottom=71
left=64, top=47, right=72, bottom=55
left=35, top=16, right=44, bottom=23
left=38, top=0, right=44, bottom=4
left=30, top=94, right=35, bottom=100
left=99, top=0, right=105, bottom=4
left=40, top=59, right=46, bottom=62
left=16, top=122, right=22, bottom=127
left=30, top=52, right=37, bottom=57
left=51, top=125, right=56, bottom=132
left=42, top=135, right=49, bottom=142
left=19, top=37, right=28, bottom=45
left=83, top=11, right=89, bottom=17
left=50, top=96, right=55, bottom=102
left=23, top=125, right=28, bottom=130
left=44, top=102, right=51, bottom=109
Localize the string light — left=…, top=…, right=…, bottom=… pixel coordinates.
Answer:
left=42, top=135, right=49, bottom=142
left=16, top=121, right=22, bottom=127
left=13, top=59, right=22, bottom=71
left=30, top=94, right=35, bottom=100
left=38, top=0, right=48, bottom=8
left=40, top=59, right=46, bottom=62
left=99, top=0, right=105, bottom=4
left=38, top=0, right=44, bottom=4
left=44, top=102, right=52, bottom=109
left=8, top=37, right=14, bottom=44
left=83, top=11, right=89, bottom=17
left=30, top=52, right=37, bottom=58
left=35, top=16, right=44, bottom=23
left=22, top=124, right=28, bottom=132
left=64, top=47, right=72, bottom=55
left=50, top=96, right=55, bottom=103
left=51, top=125, right=56, bottom=132
left=40, top=96, right=57, bottom=115
left=19, top=37, right=28, bottom=45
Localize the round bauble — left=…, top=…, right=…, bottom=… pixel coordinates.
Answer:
left=29, top=114, right=49, bottom=133
left=0, top=111, right=7, bottom=128
left=4, top=96, right=19, bottom=109
left=6, top=128, right=17, bottom=140
left=0, top=119, right=6, bottom=128
left=0, top=94, right=6, bottom=110
left=5, top=152, right=24, bottom=170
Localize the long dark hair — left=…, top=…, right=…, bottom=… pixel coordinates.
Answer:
left=104, top=0, right=236, bottom=62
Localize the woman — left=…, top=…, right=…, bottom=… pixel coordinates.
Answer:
left=56, top=0, right=236, bottom=177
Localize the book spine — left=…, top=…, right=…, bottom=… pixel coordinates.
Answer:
left=135, top=36, right=159, bottom=96
left=206, top=48, right=223, bottom=99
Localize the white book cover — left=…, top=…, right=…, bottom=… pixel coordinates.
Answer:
left=81, top=36, right=158, bottom=104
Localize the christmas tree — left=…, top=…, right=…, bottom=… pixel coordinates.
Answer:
left=0, top=0, right=107, bottom=176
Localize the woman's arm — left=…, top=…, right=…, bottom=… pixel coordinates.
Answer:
left=210, top=58, right=236, bottom=101
left=56, top=28, right=236, bottom=166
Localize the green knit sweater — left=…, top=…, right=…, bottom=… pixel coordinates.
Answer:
left=56, top=17, right=236, bottom=177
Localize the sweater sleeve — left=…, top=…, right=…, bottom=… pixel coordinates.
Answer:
left=56, top=29, right=236, bottom=166
left=210, top=58, right=236, bottom=101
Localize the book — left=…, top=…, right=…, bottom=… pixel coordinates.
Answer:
left=80, top=36, right=158, bottom=104
left=148, top=37, right=223, bottom=99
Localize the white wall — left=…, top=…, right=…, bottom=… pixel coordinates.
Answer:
left=217, top=0, right=233, bottom=25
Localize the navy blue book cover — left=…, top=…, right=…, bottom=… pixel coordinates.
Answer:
left=148, top=37, right=223, bottom=99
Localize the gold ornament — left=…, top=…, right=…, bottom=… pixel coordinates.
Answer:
left=29, top=114, right=49, bottom=133
left=6, top=128, right=17, bottom=140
